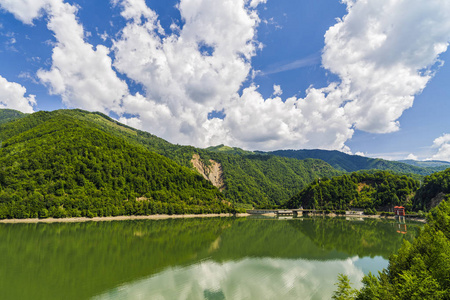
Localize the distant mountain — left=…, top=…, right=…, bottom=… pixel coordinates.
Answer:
left=206, top=144, right=254, bottom=155
left=398, top=159, right=450, bottom=168
left=264, top=149, right=445, bottom=175
left=0, top=109, right=26, bottom=125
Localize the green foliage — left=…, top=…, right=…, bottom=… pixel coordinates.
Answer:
left=333, top=274, right=357, bottom=300
left=363, top=208, right=376, bottom=215
left=267, top=149, right=446, bottom=175
left=0, top=109, right=26, bottom=126
left=0, top=113, right=233, bottom=219
left=285, top=171, right=419, bottom=211
left=354, top=200, right=450, bottom=299
left=206, top=144, right=254, bottom=155
left=211, top=154, right=340, bottom=206
left=413, top=167, right=450, bottom=210
left=1, top=109, right=342, bottom=207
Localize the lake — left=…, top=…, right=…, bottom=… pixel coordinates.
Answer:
left=0, top=216, right=421, bottom=299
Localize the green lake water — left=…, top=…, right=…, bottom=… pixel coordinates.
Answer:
left=0, top=216, right=422, bottom=299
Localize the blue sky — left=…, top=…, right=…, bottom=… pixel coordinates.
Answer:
left=1, top=0, right=450, bottom=161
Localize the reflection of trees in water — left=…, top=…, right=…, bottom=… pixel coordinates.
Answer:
left=0, top=218, right=234, bottom=300
left=210, top=218, right=421, bottom=263
left=211, top=218, right=349, bottom=261
left=286, top=217, right=421, bottom=259
left=0, top=217, right=422, bottom=299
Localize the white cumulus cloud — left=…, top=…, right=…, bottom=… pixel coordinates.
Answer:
left=0, top=75, right=36, bottom=113
left=0, top=0, right=51, bottom=25
left=113, top=0, right=261, bottom=146
left=272, top=84, right=282, bottom=96
left=323, top=0, right=450, bottom=134
left=429, top=134, right=450, bottom=161
left=2, top=0, right=450, bottom=152
left=111, top=0, right=355, bottom=150
left=35, top=1, right=130, bottom=114
left=406, top=153, right=418, bottom=160
left=113, top=0, right=450, bottom=151
left=1, top=0, right=134, bottom=114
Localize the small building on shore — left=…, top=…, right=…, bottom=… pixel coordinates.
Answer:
left=394, top=206, right=405, bottom=216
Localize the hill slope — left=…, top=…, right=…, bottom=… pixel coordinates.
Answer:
left=284, top=171, right=420, bottom=211
left=265, top=149, right=444, bottom=175
left=0, top=109, right=26, bottom=125
left=0, top=109, right=341, bottom=208
left=412, top=168, right=450, bottom=211
left=0, top=112, right=232, bottom=219
left=354, top=201, right=450, bottom=298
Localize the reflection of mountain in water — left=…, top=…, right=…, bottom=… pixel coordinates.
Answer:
left=0, top=217, right=422, bottom=299
left=211, top=217, right=421, bottom=261
left=285, top=217, right=421, bottom=259
left=0, top=218, right=233, bottom=300
left=211, top=218, right=349, bottom=261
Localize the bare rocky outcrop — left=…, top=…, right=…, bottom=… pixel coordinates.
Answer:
left=430, top=192, right=446, bottom=208
left=191, top=153, right=225, bottom=191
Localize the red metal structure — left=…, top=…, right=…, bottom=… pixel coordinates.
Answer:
left=394, top=206, right=405, bottom=216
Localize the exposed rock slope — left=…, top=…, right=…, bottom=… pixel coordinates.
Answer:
left=191, top=154, right=225, bottom=191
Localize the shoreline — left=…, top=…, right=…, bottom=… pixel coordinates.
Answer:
left=258, top=212, right=427, bottom=223
left=0, top=213, right=251, bottom=224
left=0, top=212, right=427, bottom=224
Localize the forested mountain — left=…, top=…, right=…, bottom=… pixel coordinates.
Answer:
left=65, top=111, right=341, bottom=206
left=0, top=112, right=232, bottom=218
left=3, top=109, right=446, bottom=216
left=264, top=149, right=446, bottom=175
left=284, top=171, right=420, bottom=212
left=0, top=109, right=340, bottom=215
left=0, top=109, right=25, bottom=125
left=398, top=159, right=450, bottom=168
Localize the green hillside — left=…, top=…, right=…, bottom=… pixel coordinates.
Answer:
left=0, top=109, right=26, bottom=125
left=353, top=200, right=450, bottom=299
left=412, top=168, right=450, bottom=211
left=0, top=109, right=341, bottom=211
left=69, top=110, right=341, bottom=206
left=206, top=144, right=254, bottom=155
left=207, top=154, right=341, bottom=206
left=0, top=112, right=232, bottom=219
left=265, top=149, right=444, bottom=175
left=284, top=171, right=420, bottom=212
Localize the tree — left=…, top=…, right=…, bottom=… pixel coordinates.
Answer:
left=333, top=274, right=357, bottom=300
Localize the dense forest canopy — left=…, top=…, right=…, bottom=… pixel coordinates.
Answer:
left=284, top=171, right=420, bottom=212
left=0, top=113, right=233, bottom=219
left=0, top=109, right=341, bottom=210
left=0, top=109, right=25, bottom=126
left=412, top=168, right=450, bottom=211
left=1, top=108, right=450, bottom=218
left=264, top=149, right=447, bottom=175
left=348, top=200, right=450, bottom=299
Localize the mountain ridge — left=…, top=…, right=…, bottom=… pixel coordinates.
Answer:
left=0, top=109, right=341, bottom=210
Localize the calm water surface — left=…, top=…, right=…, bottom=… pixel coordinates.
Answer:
left=0, top=216, right=421, bottom=299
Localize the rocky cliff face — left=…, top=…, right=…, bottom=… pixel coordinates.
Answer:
left=191, top=154, right=225, bottom=191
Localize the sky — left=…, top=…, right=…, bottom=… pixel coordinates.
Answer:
left=1, top=0, right=450, bottom=161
